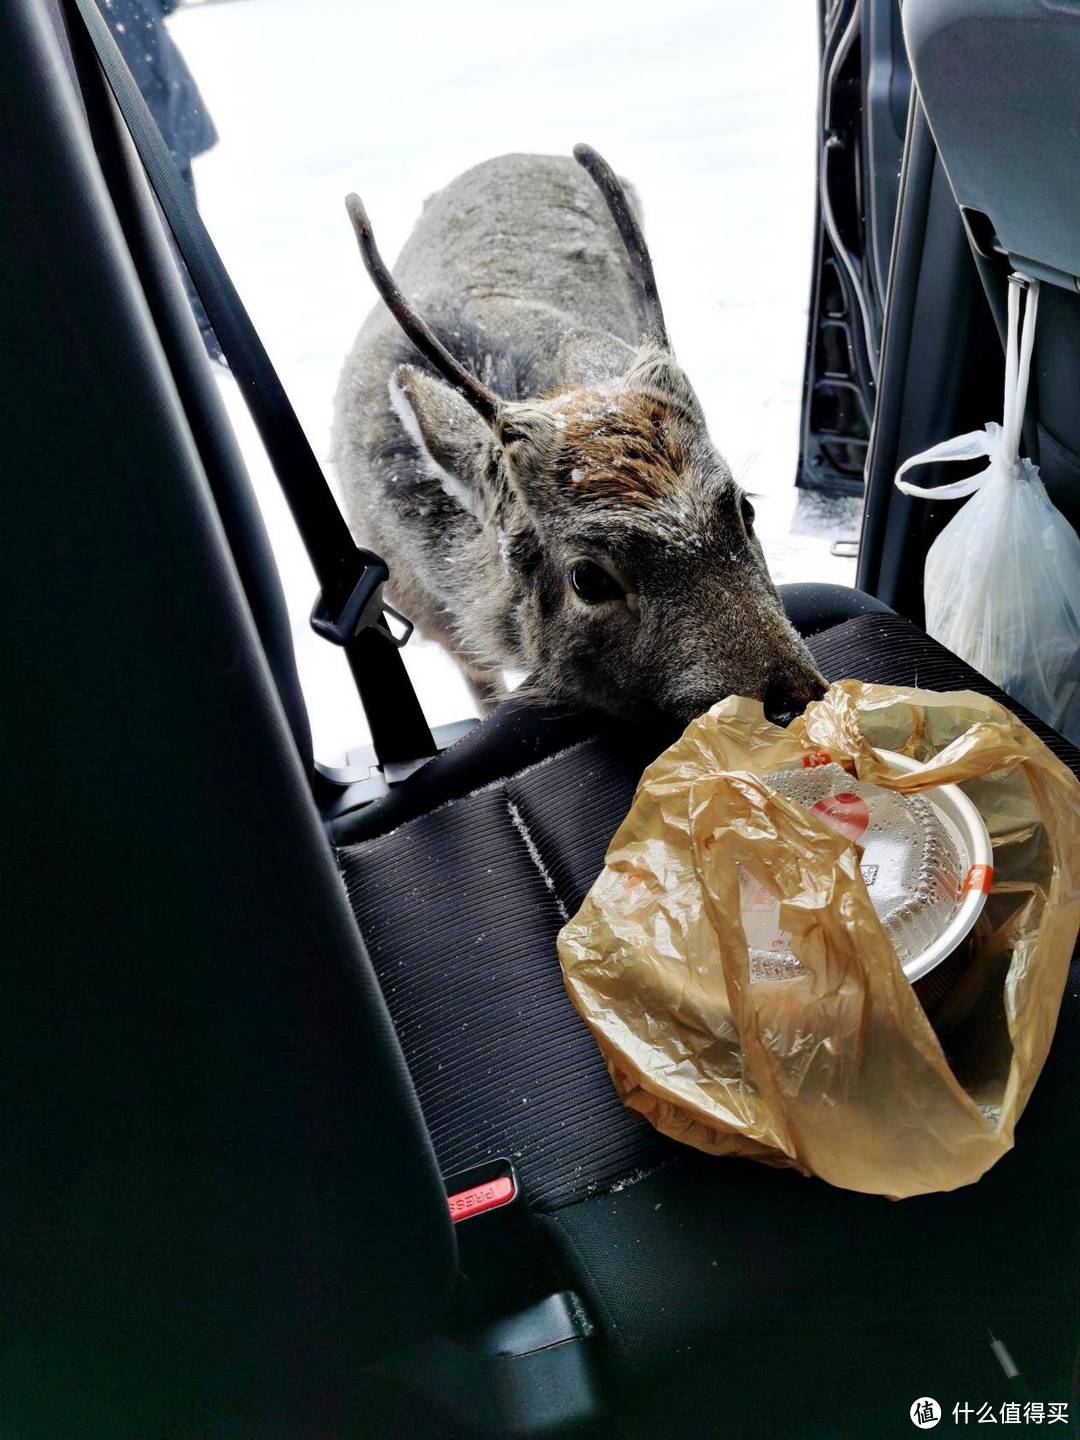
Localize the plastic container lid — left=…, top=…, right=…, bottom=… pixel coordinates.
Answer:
left=739, top=749, right=993, bottom=985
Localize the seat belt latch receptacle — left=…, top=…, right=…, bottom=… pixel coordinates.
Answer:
left=445, top=1162, right=518, bottom=1224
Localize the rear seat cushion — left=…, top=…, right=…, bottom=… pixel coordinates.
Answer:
left=339, top=740, right=670, bottom=1210
left=336, top=607, right=1079, bottom=1214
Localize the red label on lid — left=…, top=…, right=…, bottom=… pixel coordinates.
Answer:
left=811, top=791, right=871, bottom=842
left=447, top=1175, right=515, bottom=1222
left=962, top=863, right=993, bottom=895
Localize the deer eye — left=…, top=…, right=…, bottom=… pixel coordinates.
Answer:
left=567, top=560, right=625, bottom=604
left=741, top=494, right=756, bottom=533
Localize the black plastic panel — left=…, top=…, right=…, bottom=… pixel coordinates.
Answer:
left=905, top=0, right=1080, bottom=288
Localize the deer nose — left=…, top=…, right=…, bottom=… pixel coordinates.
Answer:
left=763, top=676, right=827, bottom=728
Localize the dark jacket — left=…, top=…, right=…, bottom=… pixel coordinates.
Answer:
left=100, top=0, right=217, bottom=168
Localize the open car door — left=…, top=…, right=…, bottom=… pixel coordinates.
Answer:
left=798, top=0, right=910, bottom=501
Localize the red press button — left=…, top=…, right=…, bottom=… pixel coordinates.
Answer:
left=447, top=1175, right=515, bottom=1223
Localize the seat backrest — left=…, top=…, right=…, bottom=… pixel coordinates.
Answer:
left=904, top=0, right=1080, bottom=533
left=58, top=0, right=316, bottom=769
left=1, top=4, right=454, bottom=1435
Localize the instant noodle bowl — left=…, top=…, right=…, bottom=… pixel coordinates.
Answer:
left=739, top=750, right=993, bottom=1002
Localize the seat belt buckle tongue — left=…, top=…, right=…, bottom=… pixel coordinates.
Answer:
left=445, top=1160, right=519, bottom=1224
left=309, top=551, right=389, bottom=645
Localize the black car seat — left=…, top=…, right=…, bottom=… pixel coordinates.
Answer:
left=3, top=6, right=452, bottom=1437
left=4, top=2, right=1077, bottom=1437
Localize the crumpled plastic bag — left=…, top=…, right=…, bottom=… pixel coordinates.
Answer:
left=895, top=275, right=1080, bottom=745
left=558, top=681, right=1080, bottom=1198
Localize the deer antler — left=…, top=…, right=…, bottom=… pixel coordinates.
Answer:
left=345, top=192, right=501, bottom=425
left=573, top=144, right=669, bottom=350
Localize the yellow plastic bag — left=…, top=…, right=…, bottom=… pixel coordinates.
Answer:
left=558, top=682, right=1080, bottom=1198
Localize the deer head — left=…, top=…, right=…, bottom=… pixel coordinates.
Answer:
left=345, top=145, right=825, bottom=727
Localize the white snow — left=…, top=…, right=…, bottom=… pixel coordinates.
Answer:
left=170, top=0, right=852, bottom=764
left=507, top=799, right=569, bottom=922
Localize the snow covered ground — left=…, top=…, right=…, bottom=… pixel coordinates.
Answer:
left=170, top=0, right=853, bottom=764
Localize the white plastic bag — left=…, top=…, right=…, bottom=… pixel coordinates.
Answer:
left=895, top=275, right=1080, bottom=745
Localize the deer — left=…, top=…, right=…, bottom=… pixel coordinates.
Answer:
left=331, top=145, right=825, bottom=728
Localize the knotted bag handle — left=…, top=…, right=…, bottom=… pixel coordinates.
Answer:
left=894, top=273, right=1039, bottom=500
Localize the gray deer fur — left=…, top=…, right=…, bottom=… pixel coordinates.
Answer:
left=331, top=149, right=824, bottom=725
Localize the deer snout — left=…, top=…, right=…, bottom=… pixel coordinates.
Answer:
left=762, top=672, right=828, bottom=728
left=661, top=662, right=826, bottom=730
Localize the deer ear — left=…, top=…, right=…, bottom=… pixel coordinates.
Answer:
left=556, top=327, right=636, bottom=388
left=624, top=346, right=704, bottom=422
left=493, top=402, right=565, bottom=515
left=389, top=365, right=494, bottom=519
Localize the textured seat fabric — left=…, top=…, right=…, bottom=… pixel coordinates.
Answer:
left=772, top=580, right=894, bottom=637
left=337, top=608, right=1079, bottom=1219
left=329, top=700, right=651, bottom=849
left=339, top=739, right=672, bottom=1210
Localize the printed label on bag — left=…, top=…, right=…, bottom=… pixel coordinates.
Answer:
left=802, top=750, right=832, bottom=768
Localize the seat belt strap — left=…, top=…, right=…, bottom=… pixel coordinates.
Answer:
left=66, top=0, right=436, bottom=769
